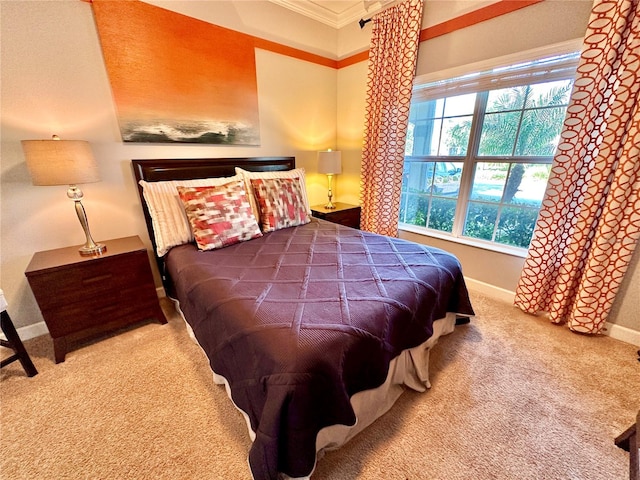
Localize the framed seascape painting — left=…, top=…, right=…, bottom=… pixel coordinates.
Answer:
left=92, top=0, right=260, bottom=145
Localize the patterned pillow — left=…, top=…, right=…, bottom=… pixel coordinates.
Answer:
left=235, top=167, right=311, bottom=220
left=139, top=174, right=242, bottom=256
left=176, top=181, right=262, bottom=251
left=250, top=177, right=311, bottom=233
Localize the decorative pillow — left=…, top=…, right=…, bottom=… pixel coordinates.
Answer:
left=250, top=177, right=311, bottom=233
left=176, top=181, right=262, bottom=251
left=235, top=167, right=311, bottom=221
left=139, top=174, right=242, bottom=256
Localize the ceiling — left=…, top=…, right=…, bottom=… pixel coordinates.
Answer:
left=267, top=0, right=395, bottom=28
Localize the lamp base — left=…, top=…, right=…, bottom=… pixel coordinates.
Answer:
left=69, top=187, right=106, bottom=257
left=325, top=175, right=336, bottom=209
left=79, top=243, right=107, bottom=256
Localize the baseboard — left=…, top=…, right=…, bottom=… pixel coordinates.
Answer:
left=605, top=323, right=640, bottom=347
left=1, top=321, right=50, bottom=342
left=464, top=277, right=515, bottom=305
left=463, top=277, right=640, bottom=347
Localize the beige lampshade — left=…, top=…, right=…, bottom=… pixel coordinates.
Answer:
left=22, top=139, right=100, bottom=186
left=318, top=150, right=342, bottom=175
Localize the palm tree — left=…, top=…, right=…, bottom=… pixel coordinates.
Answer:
left=447, top=81, right=572, bottom=157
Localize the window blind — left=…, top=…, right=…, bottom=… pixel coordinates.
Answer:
left=412, top=51, right=580, bottom=101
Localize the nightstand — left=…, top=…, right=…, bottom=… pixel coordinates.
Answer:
left=25, top=236, right=167, bottom=363
left=311, top=202, right=361, bottom=229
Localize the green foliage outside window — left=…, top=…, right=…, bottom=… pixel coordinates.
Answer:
left=429, top=198, right=457, bottom=231
left=496, top=206, right=539, bottom=248
left=463, top=202, right=539, bottom=248
left=400, top=195, right=456, bottom=233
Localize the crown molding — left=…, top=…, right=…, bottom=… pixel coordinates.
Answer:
left=268, top=0, right=393, bottom=29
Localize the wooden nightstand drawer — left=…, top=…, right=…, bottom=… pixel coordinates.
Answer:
left=40, top=285, right=160, bottom=337
left=320, top=210, right=360, bottom=229
left=25, top=236, right=167, bottom=363
left=26, top=251, right=150, bottom=310
left=311, top=203, right=361, bottom=229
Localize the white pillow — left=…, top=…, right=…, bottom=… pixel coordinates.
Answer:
left=235, top=167, right=311, bottom=221
left=139, top=174, right=242, bottom=256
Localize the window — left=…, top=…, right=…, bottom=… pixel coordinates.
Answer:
left=400, top=50, right=579, bottom=252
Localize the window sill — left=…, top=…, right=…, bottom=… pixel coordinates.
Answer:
left=399, top=224, right=529, bottom=259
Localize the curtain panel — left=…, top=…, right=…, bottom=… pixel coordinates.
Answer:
left=359, top=0, right=423, bottom=237
left=514, top=0, right=640, bottom=333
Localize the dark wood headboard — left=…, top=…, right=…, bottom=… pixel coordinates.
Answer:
left=132, top=157, right=296, bottom=291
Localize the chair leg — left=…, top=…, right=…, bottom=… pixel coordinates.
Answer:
left=1, top=310, right=38, bottom=377
left=615, top=414, right=639, bottom=480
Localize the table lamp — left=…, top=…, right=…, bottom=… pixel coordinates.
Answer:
left=318, top=150, right=342, bottom=209
left=22, top=136, right=106, bottom=256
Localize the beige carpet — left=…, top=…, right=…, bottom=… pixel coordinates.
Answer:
left=1, top=291, right=638, bottom=479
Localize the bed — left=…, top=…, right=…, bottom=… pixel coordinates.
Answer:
left=132, top=157, right=474, bottom=480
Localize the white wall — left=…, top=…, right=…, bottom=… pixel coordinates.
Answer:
left=0, top=0, right=337, bottom=329
left=608, top=247, right=640, bottom=332
left=415, top=0, right=594, bottom=75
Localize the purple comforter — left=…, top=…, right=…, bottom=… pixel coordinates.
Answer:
left=166, top=218, right=474, bottom=479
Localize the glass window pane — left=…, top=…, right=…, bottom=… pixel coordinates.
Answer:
left=486, top=86, right=527, bottom=113
left=525, top=79, right=573, bottom=108
left=405, top=123, right=415, bottom=156
left=443, top=93, right=476, bottom=117
left=463, top=202, right=498, bottom=241
left=412, top=99, right=440, bottom=120
left=403, top=161, right=438, bottom=194
left=411, top=119, right=441, bottom=156
left=470, top=163, right=508, bottom=202
left=401, top=193, right=428, bottom=227
left=431, top=161, right=463, bottom=196
left=433, top=98, right=445, bottom=117
left=427, top=197, right=456, bottom=233
left=399, top=192, right=408, bottom=223
left=478, top=111, right=519, bottom=156
left=440, top=116, right=472, bottom=156
left=515, top=107, right=566, bottom=156
left=505, top=163, right=550, bottom=207
left=410, top=99, right=444, bottom=119
left=495, top=206, right=538, bottom=248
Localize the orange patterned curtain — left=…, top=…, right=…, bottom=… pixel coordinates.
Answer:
left=360, top=0, right=423, bottom=236
left=514, top=0, right=640, bottom=334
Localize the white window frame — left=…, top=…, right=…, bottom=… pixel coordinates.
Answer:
left=400, top=38, right=584, bottom=257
